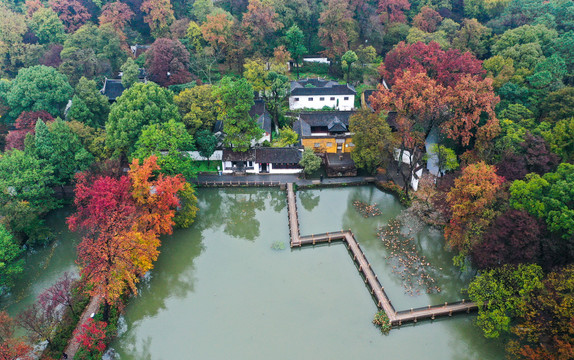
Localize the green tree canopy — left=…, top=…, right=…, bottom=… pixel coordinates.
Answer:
left=467, top=264, right=544, bottom=339
left=31, top=118, right=94, bottom=184
left=195, top=129, right=218, bottom=161
left=28, top=7, right=66, bottom=45
left=212, top=77, right=262, bottom=152
left=59, top=23, right=126, bottom=85
left=510, top=163, right=574, bottom=241
left=132, top=119, right=196, bottom=178
left=341, top=50, right=358, bottom=84
left=0, top=65, right=73, bottom=121
left=429, top=144, right=459, bottom=176
left=173, top=84, right=218, bottom=135
left=106, top=82, right=180, bottom=157
left=0, top=150, right=58, bottom=242
left=285, top=24, right=307, bottom=78
left=120, top=58, right=140, bottom=90
left=299, top=147, right=321, bottom=175
left=349, top=110, right=396, bottom=174
left=67, top=77, right=110, bottom=127
left=0, top=224, right=24, bottom=292
left=542, top=118, right=574, bottom=163
left=273, top=126, right=298, bottom=147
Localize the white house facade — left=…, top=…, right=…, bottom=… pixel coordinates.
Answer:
left=289, top=78, right=356, bottom=111
left=221, top=148, right=303, bottom=174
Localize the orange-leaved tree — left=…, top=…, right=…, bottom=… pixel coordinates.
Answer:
left=442, top=75, right=500, bottom=148
left=445, top=162, right=505, bottom=265
left=0, top=311, right=31, bottom=360
left=68, top=156, right=184, bottom=320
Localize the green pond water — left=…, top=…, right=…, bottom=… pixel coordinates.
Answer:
left=111, top=186, right=504, bottom=359
left=0, top=208, right=79, bottom=318
left=1, top=186, right=506, bottom=359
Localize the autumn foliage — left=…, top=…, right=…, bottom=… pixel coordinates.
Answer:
left=507, top=265, right=574, bottom=360
left=377, top=0, right=410, bottom=24
left=68, top=156, right=184, bottom=312
left=5, top=110, right=54, bottom=151
left=99, top=2, right=134, bottom=41
left=146, top=38, right=192, bottom=87
left=0, top=311, right=32, bottom=360
left=471, top=210, right=545, bottom=269
left=379, top=41, right=485, bottom=88
left=74, top=319, right=107, bottom=354
left=371, top=43, right=499, bottom=148
left=48, top=0, right=91, bottom=32
left=445, top=162, right=505, bottom=259
left=413, top=7, right=443, bottom=33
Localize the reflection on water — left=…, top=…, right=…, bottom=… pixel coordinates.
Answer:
left=0, top=208, right=79, bottom=317
left=111, top=187, right=504, bottom=359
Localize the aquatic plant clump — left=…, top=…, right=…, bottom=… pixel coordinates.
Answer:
left=379, top=219, right=441, bottom=296
left=271, top=241, right=286, bottom=251
left=373, top=310, right=391, bottom=334
left=353, top=200, right=382, bottom=218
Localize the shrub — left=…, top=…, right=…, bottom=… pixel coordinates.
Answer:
left=373, top=310, right=391, bottom=334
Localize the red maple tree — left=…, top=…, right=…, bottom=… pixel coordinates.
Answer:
left=412, top=6, right=443, bottom=33
left=68, top=173, right=140, bottom=314
left=146, top=38, right=192, bottom=86
left=68, top=156, right=184, bottom=319
left=379, top=41, right=485, bottom=87
left=442, top=75, right=500, bottom=147
left=5, top=111, right=54, bottom=151
left=49, top=0, right=91, bottom=32
left=377, top=0, right=410, bottom=24
left=99, top=2, right=134, bottom=41
left=74, top=319, right=107, bottom=354
left=0, top=311, right=32, bottom=360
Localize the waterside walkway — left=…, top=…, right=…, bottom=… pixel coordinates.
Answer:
left=285, top=183, right=477, bottom=327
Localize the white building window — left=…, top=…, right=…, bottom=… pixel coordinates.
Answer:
left=294, top=97, right=299, bottom=101
left=330, top=97, right=335, bottom=100
left=327, top=142, right=333, bottom=147
left=308, top=97, right=313, bottom=101
left=344, top=97, right=349, bottom=100
left=314, top=143, right=320, bottom=147
left=320, top=97, right=325, bottom=101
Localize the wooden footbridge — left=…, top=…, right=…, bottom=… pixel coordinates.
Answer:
left=286, top=183, right=477, bottom=327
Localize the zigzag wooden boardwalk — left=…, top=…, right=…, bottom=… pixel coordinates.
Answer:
left=285, top=183, right=477, bottom=327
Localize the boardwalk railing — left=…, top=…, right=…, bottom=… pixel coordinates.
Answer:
left=284, top=182, right=477, bottom=328
left=193, top=180, right=282, bottom=187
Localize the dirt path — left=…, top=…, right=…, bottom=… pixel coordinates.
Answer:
left=62, top=294, right=103, bottom=359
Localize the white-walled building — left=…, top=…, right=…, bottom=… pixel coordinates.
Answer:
left=222, top=148, right=303, bottom=174
left=289, top=78, right=356, bottom=111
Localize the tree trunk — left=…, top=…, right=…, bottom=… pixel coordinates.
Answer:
left=296, top=61, right=300, bottom=79
left=103, top=301, right=110, bottom=322
left=347, top=65, right=351, bottom=84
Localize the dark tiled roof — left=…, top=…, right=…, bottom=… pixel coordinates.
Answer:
left=222, top=148, right=302, bottom=164
left=363, top=89, right=376, bottom=109
left=213, top=120, right=224, bottom=133
left=326, top=153, right=355, bottom=167
left=222, top=149, right=255, bottom=161
left=328, top=117, right=347, bottom=132
left=256, top=147, right=302, bottom=164
left=249, top=99, right=272, bottom=134
left=100, top=79, right=125, bottom=101
left=290, top=78, right=356, bottom=96
left=294, top=111, right=355, bottom=137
